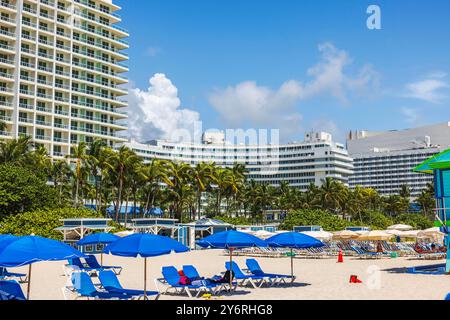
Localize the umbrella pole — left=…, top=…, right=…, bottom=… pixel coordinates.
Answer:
left=290, top=248, right=294, bottom=284
left=229, top=248, right=233, bottom=293
left=144, top=257, right=148, bottom=300
left=26, top=264, right=32, bottom=300
left=101, top=253, right=103, bottom=267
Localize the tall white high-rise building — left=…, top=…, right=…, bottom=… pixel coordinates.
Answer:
left=0, top=0, right=128, bottom=157
left=347, top=122, right=450, bottom=197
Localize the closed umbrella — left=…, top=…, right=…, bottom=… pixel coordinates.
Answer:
left=265, top=232, right=324, bottom=284
left=77, top=233, right=120, bottom=266
left=0, top=235, right=85, bottom=299
left=197, top=230, right=267, bottom=290
left=104, top=233, right=189, bottom=299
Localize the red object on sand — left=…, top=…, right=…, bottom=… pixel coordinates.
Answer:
left=337, top=250, right=344, bottom=263
left=349, top=275, right=363, bottom=284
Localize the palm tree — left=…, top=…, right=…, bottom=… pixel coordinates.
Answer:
left=67, top=142, right=88, bottom=207
left=318, top=178, right=346, bottom=213
left=141, top=159, right=171, bottom=215
left=163, top=161, right=191, bottom=221
left=0, top=136, right=33, bottom=165
left=110, top=146, right=141, bottom=222
left=50, top=159, right=72, bottom=206
left=191, top=162, right=214, bottom=219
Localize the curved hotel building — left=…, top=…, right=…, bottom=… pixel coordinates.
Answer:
left=0, top=0, right=128, bottom=158
left=124, top=131, right=354, bottom=190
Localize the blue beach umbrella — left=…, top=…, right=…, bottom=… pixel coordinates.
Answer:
left=0, top=235, right=85, bottom=299
left=77, top=233, right=120, bottom=266
left=103, top=233, right=189, bottom=299
left=265, top=232, right=325, bottom=283
left=77, top=232, right=120, bottom=246
left=197, top=230, right=267, bottom=289
left=149, top=207, right=163, bottom=216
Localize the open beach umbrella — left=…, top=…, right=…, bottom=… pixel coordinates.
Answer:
left=104, top=233, right=189, bottom=299
left=254, top=230, right=276, bottom=239
left=385, top=229, right=405, bottom=237
left=400, top=230, right=420, bottom=239
left=197, top=230, right=267, bottom=290
left=357, top=230, right=394, bottom=241
left=332, top=230, right=359, bottom=240
left=418, top=228, right=445, bottom=242
left=0, top=235, right=85, bottom=299
left=387, top=224, right=413, bottom=231
left=301, top=231, right=333, bottom=242
left=77, top=233, right=120, bottom=266
left=265, top=232, right=324, bottom=283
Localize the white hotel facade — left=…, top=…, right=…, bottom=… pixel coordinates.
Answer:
left=0, top=0, right=128, bottom=158
left=124, top=131, right=354, bottom=190
left=347, top=122, right=450, bottom=197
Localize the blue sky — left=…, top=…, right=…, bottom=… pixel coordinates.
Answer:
left=117, top=0, right=450, bottom=143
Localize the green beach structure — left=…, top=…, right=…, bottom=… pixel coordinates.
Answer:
left=414, top=149, right=450, bottom=272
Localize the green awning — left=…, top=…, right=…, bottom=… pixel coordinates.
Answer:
left=414, top=149, right=450, bottom=174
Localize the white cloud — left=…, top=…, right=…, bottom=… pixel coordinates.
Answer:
left=208, top=42, right=379, bottom=140
left=403, top=73, right=449, bottom=103
left=127, top=73, right=201, bottom=142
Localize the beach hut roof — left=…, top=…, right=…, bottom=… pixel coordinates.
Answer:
left=414, top=149, right=450, bottom=174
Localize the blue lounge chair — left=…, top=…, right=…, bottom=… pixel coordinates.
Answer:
left=67, top=258, right=102, bottom=275
left=156, top=266, right=222, bottom=298
left=65, top=272, right=137, bottom=300
left=98, top=270, right=159, bottom=300
left=225, top=261, right=269, bottom=288
left=245, top=259, right=295, bottom=285
left=0, top=267, right=27, bottom=282
left=182, top=265, right=204, bottom=281
left=0, top=280, right=26, bottom=300
left=85, top=255, right=122, bottom=275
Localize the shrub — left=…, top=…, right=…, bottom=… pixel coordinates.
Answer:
left=0, top=207, right=103, bottom=240
left=0, top=164, right=59, bottom=218
left=359, top=211, right=394, bottom=230
left=395, top=213, right=434, bottom=230
left=280, top=209, right=351, bottom=231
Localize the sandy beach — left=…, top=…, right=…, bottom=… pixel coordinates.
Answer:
left=8, top=250, right=450, bottom=300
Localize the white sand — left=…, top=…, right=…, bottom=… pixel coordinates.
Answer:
left=10, top=251, right=450, bottom=300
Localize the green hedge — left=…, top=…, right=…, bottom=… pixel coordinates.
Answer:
left=0, top=207, right=103, bottom=240
left=280, top=209, right=351, bottom=231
